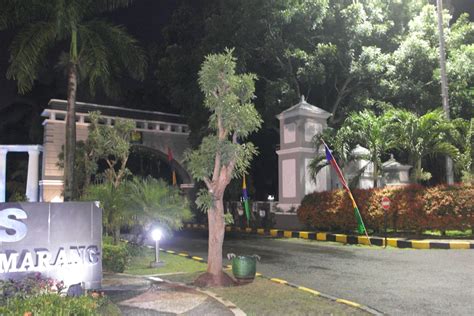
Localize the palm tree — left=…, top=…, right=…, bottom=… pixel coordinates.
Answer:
left=127, top=177, right=192, bottom=233
left=447, top=118, right=474, bottom=183
left=0, top=0, right=147, bottom=200
left=82, top=181, right=132, bottom=244
left=343, top=109, right=395, bottom=187
left=308, top=126, right=361, bottom=188
left=386, top=108, right=459, bottom=183
left=82, top=177, right=192, bottom=244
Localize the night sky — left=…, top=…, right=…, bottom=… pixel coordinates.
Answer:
left=1, top=0, right=473, bottom=112
left=0, top=0, right=176, bottom=108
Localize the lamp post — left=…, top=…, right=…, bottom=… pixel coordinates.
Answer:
left=267, top=195, right=275, bottom=213
left=150, top=228, right=165, bottom=268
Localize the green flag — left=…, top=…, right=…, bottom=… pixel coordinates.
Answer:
left=242, top=175, right=251, bottom=224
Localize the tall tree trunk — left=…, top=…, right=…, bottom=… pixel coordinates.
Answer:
left=64, top=62, right=78, bottom=201
left=414, top=159, right=422, bottom=183
left=373, top=160, right=378, bottom=188
left=207, top=197, right=225, bottom=277
left=194, top=193, right=235, bottom=287
left=436, top=0, right=454, bottom=184
left=113, top=225, right=120, bottom=245
left=329, top=77, right=352, bottom=124
left=84, top=152, right=91, bottom=191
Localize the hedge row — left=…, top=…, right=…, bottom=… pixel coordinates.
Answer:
left=297, top=184, right=474, bottom=233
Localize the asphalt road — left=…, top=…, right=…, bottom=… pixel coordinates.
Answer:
left=160, top=231, right=474, bottom=316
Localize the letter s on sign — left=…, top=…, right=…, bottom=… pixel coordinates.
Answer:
left=0, top=208, right=28, bottom=242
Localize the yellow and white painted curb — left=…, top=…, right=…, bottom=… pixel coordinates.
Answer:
left=185, top=224, right=474, bottom=250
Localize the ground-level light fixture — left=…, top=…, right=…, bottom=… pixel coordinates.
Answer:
left=150, top=228, right=165, bottom=268
left=151, top=228, right=162, bottom=242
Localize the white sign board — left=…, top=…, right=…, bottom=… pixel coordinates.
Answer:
left=0, top=202, right=102, bottom=289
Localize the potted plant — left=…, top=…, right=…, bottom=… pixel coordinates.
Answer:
left=227, top=253, right=260, bottom=283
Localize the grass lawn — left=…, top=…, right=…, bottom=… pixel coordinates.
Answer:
left=165, top=271, right=368, bottom=315
left=423, top=229, right=473, bottom=238
left=125, top=248, right=369, bottom=315
left=291, top=229, right=473, bottom=240
left=99, top=300, right=122, bottom=315
left=374, top=229, right=473, bottom=239
left=124, top=247, right=207, bottom=275
left=213, top=277, right=369, bottom=316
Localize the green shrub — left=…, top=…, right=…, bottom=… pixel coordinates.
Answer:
left=126, top=242, right=146, bottom=258
left=102, top=238, right=144, bottom=273
left=102, top=242, right=129, bottom=273
left=8, top=191, right=28, bottom=202
left=0, top=294, right=105, bottom=315
left=102, top=235, right=114, bottom=244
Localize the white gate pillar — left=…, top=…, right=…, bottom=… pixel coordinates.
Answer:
left=0, top=145, right=43, bottom=203
left=0, top=149, right=7, bottom=202
left=276, top=96, right=331, bottom=212
left=26, top=149, right=41, bottom=202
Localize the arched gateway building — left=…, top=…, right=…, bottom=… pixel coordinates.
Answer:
left=38, top=99, right=193, bottom=202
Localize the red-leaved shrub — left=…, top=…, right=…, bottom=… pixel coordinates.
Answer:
left=297, top=184, right=473, bottom=233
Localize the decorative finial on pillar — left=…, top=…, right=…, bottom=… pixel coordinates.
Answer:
left=301, top=95, right=305, bottom=103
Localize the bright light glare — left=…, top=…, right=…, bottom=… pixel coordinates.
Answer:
left=51, top=195, right=63, bottom=203
left=151, top=229, right=162, bottom=241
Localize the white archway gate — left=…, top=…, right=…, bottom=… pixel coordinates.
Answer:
left=40, top=99, right=193, bottom=202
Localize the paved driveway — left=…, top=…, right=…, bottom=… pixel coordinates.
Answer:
left=160, top=231, right=474, bottom=316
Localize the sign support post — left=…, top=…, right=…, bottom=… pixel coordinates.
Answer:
left=381, top=196, right=391, bottom=248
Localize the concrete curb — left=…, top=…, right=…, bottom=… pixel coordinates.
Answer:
left=197, top=288, right=246, bottom=316
left=148, top=276, right=246, bottom=316
left=143, top=245, right=245, bottom=316
left=185, top=223, right=474, bottom=250
left=161, top=247, right=384, bottom=315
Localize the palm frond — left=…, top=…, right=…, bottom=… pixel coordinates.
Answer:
left=91, top=0, right=134, bottom=14
left=432, top=142, right=460, bottom=161
left=127, top=177, right=192, bottom=232
left=6, top=21, right=57, bottom=94
left=385, top=107, right=466, bottom=182
left=308, top=154, right=328, bottom=183
left=309, top=125, right=362, bottom=183
left=89, top=20, right=147, bottom=80
left=81, top=182, right=134, bottom=232
left=348, top=161, right=370, bottom=189
left=53, top=0, right=92, bottom=38
left=78, top=19, right=147, bottom=97
left=0, top=0, right=52, bottom=30
left=77, top=23, right=111, bottom=94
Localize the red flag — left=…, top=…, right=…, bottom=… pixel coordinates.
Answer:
left=167, top=147, right=173, bottom=162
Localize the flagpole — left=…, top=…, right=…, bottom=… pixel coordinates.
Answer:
left=348, top=191, right=372, bottom=246
left=320, top=139, right=372, bottom=246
